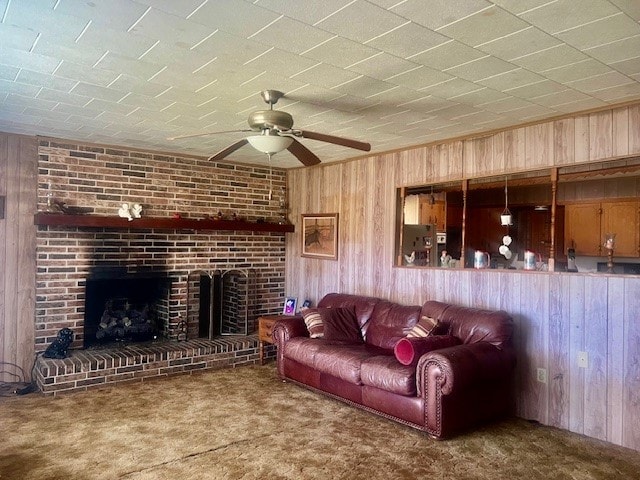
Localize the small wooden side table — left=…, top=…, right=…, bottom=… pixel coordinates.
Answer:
left=258, top=315, right=288, bottom=365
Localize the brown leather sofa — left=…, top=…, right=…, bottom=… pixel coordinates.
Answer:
left=272, top=293, right=516, bottom=439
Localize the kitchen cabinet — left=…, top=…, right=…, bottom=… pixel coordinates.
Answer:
left=420, top=200, right=446, bottom=231
left=565, top=201, right=639, bottom=257
left=602, top=201, right=639, bottom=257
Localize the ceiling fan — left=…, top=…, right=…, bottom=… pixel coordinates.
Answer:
left=168, top=90, right=371, bottom=166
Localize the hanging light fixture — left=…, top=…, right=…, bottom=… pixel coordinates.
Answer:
left=247, top=131, right=293, bottom=155
left=501, top=176, right=512, bottom=226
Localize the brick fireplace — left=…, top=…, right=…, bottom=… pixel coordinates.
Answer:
left=34, top=140, right=288, bottom=394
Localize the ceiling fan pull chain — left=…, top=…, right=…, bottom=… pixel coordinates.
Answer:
left=268, top=153, right=273, bottom=201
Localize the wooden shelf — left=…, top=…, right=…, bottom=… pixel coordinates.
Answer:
left=34, top=212, right=295, bottom=233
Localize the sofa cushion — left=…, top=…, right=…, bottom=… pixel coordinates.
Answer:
left=317, top=293, right=380, bottom=332
left=313, top=344, right=374, bottom=384
left=360, top=356, right=417, bottom=396
left=407, top=315, right=439, bottom=337
left=283, top=337, right=326, bottom=368
left=365, top=301, right=421, bottom=351
left=301, top=308, right=324, bottom=338
left=322, top=306, right=362, bottom=343
left=394, top=335, right=461, bottom=367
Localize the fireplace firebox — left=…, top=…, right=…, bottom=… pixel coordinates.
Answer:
left=84, top=273, right=173, bottom=348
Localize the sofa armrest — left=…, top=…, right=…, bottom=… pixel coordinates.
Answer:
left=416, top=342, right=516, bottom=396
left=271, top=316, right=308, bottom=347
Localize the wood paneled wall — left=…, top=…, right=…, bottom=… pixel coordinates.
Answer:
left=285, top=103, right=640, bottom=451
left=0, top=133, right=37, bottom=383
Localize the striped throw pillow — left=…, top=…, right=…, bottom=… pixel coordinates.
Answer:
left=301, top=308, right=324, bottom=338
left=407, top=315, right=439, bottom=338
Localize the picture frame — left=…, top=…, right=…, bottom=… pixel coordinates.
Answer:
left=283, top=297, right=297, bottom=316
left=301, top=213, right=339, bottom=260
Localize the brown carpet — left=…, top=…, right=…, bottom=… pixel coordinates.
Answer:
left=1, top=365, right=639, bottom=480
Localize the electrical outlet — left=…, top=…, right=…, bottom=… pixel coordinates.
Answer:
left=537, top=368, right=547, bottom=384
left=577, top=351, right=588, bottom=368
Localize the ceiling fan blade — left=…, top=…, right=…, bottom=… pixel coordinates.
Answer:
left=208, top=139, right=249, bottom=161
left=299, top=130, right=371, bottom=152
left=168, top=129, right=252, bottom=141
left=287, top=138, right=321, bottom=167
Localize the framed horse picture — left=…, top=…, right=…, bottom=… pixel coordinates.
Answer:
left=301, top=213, right=338, bottom=260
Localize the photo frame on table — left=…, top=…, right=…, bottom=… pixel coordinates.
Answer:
left=283, top=297, right=297, bottom=316
left=301, top=213, right=338, bottom=260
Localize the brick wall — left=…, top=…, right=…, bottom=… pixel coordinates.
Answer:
left=36, top=139, right=289, bottom=351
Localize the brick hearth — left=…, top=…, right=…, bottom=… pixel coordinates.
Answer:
left=35, top=335, right=275, bottom=395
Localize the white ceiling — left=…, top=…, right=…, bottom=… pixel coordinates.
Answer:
left=1, top=0, right=640, bottom=168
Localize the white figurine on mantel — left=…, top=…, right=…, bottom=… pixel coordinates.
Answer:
left=131, top=203, right=142, bottom=219
left=118, top=203, right=142, bottom=221
left=118, top=203, right=132, bottom=221
left=404, top=251, right=416, bottom=266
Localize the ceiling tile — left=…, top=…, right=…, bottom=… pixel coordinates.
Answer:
left=0, top=65, right=18, bottom=81
left=93, top=52, right=163, bottom=80
left=78, top=25, right=159, bottom=58
left=519, top=0, right=620, bottom=34
left=187, top=0, right=282, bottom=38
left=590, top=82, right=640, bottom=101
left=254, top=0, right=356, bottom=25
left=389, top=0, right=492, bottom=30
left=418, top=78, right=484, bottom=99
left=552, top=97, right=609, bottom=113
left=107, top=74, right=171, bottom=97
left=385, top=66, right=453, bottom=91
left=476, top=26, right=561, bottom=61
left=15, top=69, right=77, bottom=92
left=450, top=87, right=510, bottom=106
left=34, top=36, right=112, bottom=67
left=0, top=24, right=39, bottom=51
left=556, top=13, right=640, bottom=50
left=314, top=0, right=407, bottom=43
left=37, top=88, right=92, bottom=106
left=285, top=64, right=359, bottom=92
left=530, top=89, right=592, bottom=108
left=0, top=79, right=43, bottom=97
left=346, top=52, right=420, bottom=81
left=330, top=75, right=394, bottom=98
left=489, top=0, right=554, bottom=15
left=71, top=82, right=127, bottom=102
left=0, top=48, right=60, bottom=74
left=585, top=35, right=640, bottom=64
left=541, top=59, right=613, bottom=84
left=610, top=56, right=640, bottom=75
left=301, top=36, right=380, bottom=69
left=444, top=56, right=516, bottom=82
left=608, top=0, right=640, bottom=21
left=176, top=31, right=264, bottom=68
left=54, top=61, right=120, bottom=87
left=504, top=79, right=567, bottom=99
left=110, top=0, right=205, bottom=18
left=477, top=68, right=546, bottom=91
left=128, top=8, right=216, bottom=47
left=3, top=1, right=87, bottom=40
left=409, top=40, right=486, bottom=70
left=246, top=16, right=334, bottom=55
left=399, top=96, right=460, bottom=115
left=566, top=71, right=635, bottom=93
left=438, top=5, right=530, bottom=47
left=55, top=0, right=149, bottom=30
left=511, top=44, right=589, bottom=72
left=479, top=96, right=539, bottom=113
left=243, top=48, right=320, bottom=79
left=364, top=22, right=449, bottom=58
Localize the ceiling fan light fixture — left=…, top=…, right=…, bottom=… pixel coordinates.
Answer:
left=247, top=134, right=293, bottom=155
